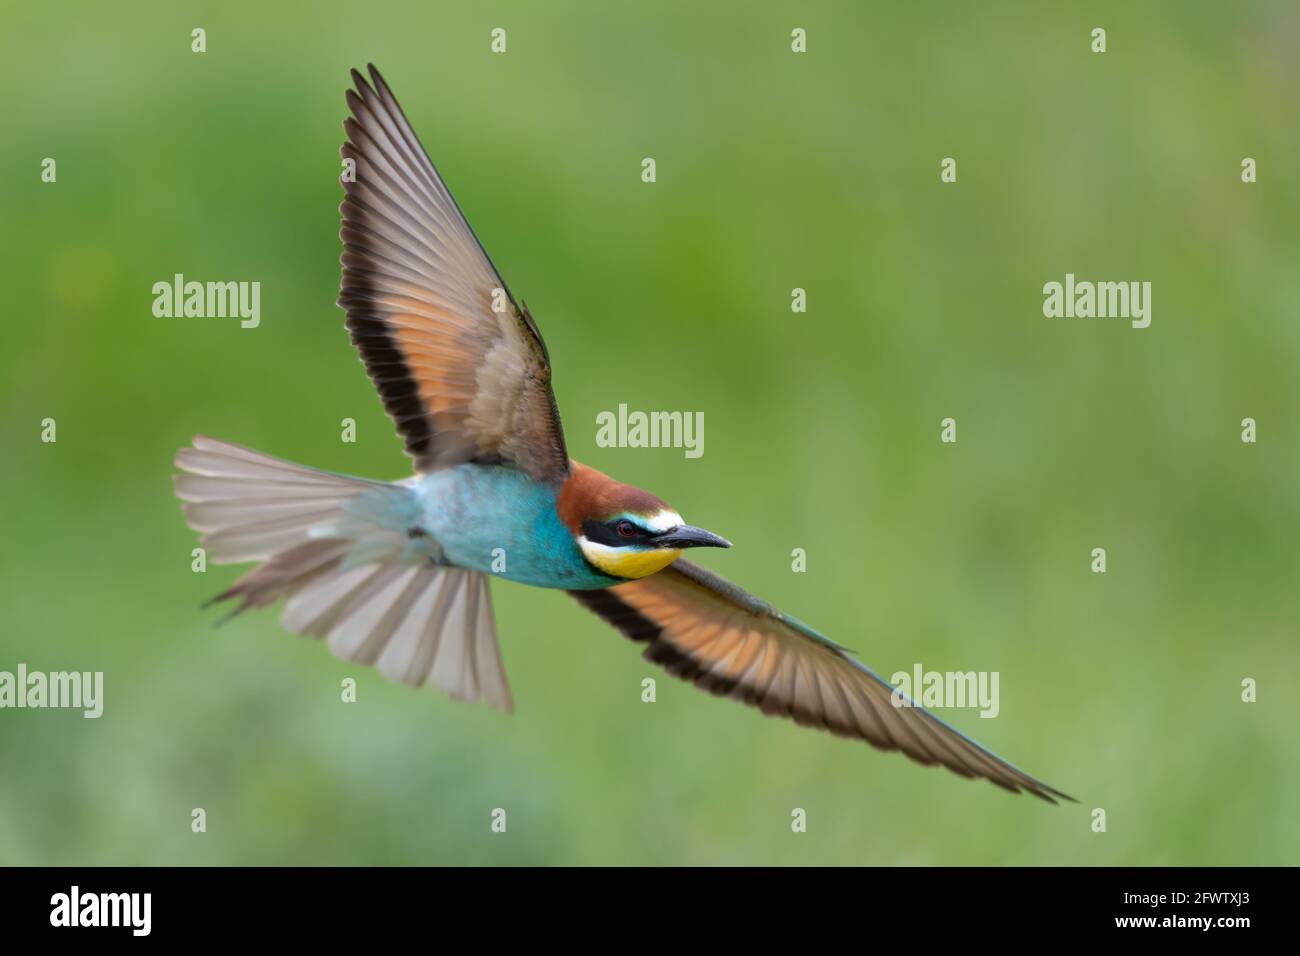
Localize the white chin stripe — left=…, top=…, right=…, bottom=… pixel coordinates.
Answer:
left=578, top=538, right=624, bottom=562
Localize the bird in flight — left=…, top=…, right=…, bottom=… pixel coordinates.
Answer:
left=174, top=65, right=1070, bottom=804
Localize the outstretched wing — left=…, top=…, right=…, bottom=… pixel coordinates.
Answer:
left=571, top=560, right=1072, bottom=803
left=339, top=64, right=569, bottom=482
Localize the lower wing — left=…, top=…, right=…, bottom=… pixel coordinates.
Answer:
left=570, top=560, right=1071, bottom=803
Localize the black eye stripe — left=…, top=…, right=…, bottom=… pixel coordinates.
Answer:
left=582, top=518, right=653, bottom=546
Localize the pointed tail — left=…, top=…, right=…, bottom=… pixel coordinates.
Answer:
left=172, top=436, right=514, bottom=712
left=174, top=436, right=389, bottom=613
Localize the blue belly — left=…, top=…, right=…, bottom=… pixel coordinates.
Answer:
left=412, top=465, right=620, bottom=590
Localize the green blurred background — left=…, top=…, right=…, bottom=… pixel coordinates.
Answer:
left=2, top=0, right=1297, bottom=865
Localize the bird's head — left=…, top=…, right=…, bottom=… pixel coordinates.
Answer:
left=557, top=462, right=731, bottom=580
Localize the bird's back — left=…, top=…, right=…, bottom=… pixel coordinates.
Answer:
left=414, top=463, right=620, bottom=590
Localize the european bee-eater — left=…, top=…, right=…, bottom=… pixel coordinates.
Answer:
left=174, top=65, right=1070, bottom=803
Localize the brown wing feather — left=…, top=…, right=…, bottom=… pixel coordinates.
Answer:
left=571, top=560, right=1073, bottom=803
left=338, top=64, right=569, bottom=481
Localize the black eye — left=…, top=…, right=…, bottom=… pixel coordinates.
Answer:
left=616, top=520, right=637, bottom=538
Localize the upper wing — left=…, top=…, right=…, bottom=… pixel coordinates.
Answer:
left=571, top=560, right=1072, bottom=803
left=338, top=64, right=570, bottom=482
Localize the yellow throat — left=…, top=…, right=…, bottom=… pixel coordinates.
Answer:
left=580, top=540, right=682, bottom=579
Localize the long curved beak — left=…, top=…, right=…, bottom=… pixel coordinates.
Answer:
left=654, top=525, right=732, bottom=549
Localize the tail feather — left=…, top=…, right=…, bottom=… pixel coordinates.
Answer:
left=182, top=497, right=341, bottom=532
left=176, top=475, right=352, bottom=502
left=175, top=436, right=383, bottom=564
left=174, top=436, right=514, bottom=712
left=213, top=538, right=352, bottom=612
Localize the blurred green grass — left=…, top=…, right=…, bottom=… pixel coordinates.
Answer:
left=1, top=0, right=1297, bottom=864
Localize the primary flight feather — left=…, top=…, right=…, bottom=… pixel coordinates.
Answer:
left=173, top=65, right=1071, bottom=804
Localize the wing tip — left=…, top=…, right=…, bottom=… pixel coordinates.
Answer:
left=345, top=63, right=390, bottom=105
left=1036, top=783, right=1078, bottom=805
left=1004, top=775, right=1076, bottom=806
